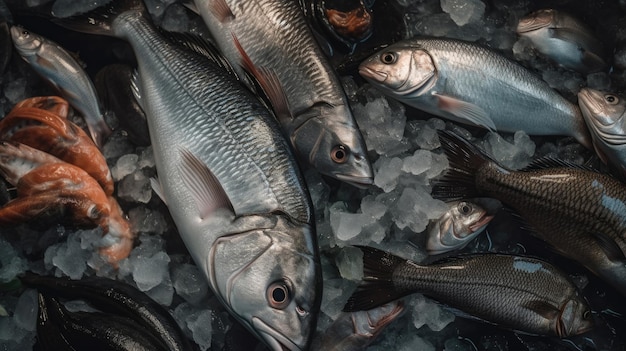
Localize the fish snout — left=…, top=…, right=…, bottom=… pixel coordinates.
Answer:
left=358, top=65, right=388, bottom=83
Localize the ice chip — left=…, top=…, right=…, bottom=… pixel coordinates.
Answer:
left=187, top=309, right=213, bottom=351
left=360, top=195, right=388, bottom=220
left=0, top=239, right=27, bottom=283
left=160, top=4, right=190, bottom=32
left=49, top=232, right=90, bottom=279
left=374, top=156, right=403, bottom=192
left=112, top=154, right=139, bottom=181
left=335, top=246, right=364, bottom=281
left=402, top=149, right=433, bottom=175
left=118, top=170, right=152, bottom=203
left=172, top=263, right=209, bottom=305
left=4, top=78, right=27, bottom=105
left=332, top=211, right=367, bottom=241
left=440, top=0, right=485, bottom=26
left=483, top=131, right=535, bottom=169
left=132, top=251, right=171, bottom=291
left=13, top=289, right=37, bottom=332
left=129, top=206, right=168, bottom=235
left=410, top=294, right=455, bottom=331
left=145, top=276, right=174, bottom=306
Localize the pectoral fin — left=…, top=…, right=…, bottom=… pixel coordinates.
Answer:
left=150, top=177, right=166, bottom=205
left=433, top=93, right=495, bottom=131
left=179, top=147, right=234, bottom=219
left=523, top=300, right=560, bottom=320
left=592, top=232, right=626, bottom=262
left=548, top=28, right=585, bottom=44
left=209, top=0, right=235, bottom=22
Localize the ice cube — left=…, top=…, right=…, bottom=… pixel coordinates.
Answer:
left=374, top=156, right=403, bottom=192
left=13, top=289, right=37, bottom=332
left=132, top=251, right=171, bottom=292
left=402, top=149, right=433, bottom=175
left=160, top=3, right=190, bottom=32
left=172, top=263, right=209, bottom=305
left=441, top=0, right=485, bottom=26
left=112, top=154, right=139, bottom=181
left=335, top=246, right=364, bottom=281
left=410, top=294, right=455, bottom=331
left=46, top=231, right=90, bottom=279
left=145, top=276, right=174, bottom=306
left=128, top=206, right=168, bottom=235
left=117, top=170, right=153, bottom=203
left=483, top=131, right=535, bottom=169
left=4, top=78, right=27, bottom=105
left=0, top=239, right=27, bottom=283
left=187, top=309, right=213, bottom=351
left=331, top=211, right=367, bottom=241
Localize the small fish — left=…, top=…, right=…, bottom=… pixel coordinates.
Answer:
left=36, top=294, right=169, bottom=351
left=21, top=273, right=192, bottom=351
left=10, top=25, right=112, bottom=147
left=190, top=0, right=373, bottom=187
left=517, top=9, right=606, bottom=74
left=433, top=130, right=626, bottom=296
left=344, top=246, right=593, bottom=337
left=55, top=1, right=322, bottom=349
left=0, top=96, right=114, bottom=195
left=578, top=88, right=626, bottom=178
left=426, top=200, right=494, bottom=255
left=358, top=38, right=591, bottom=148
left=0, top=0, right=11, bottom=74
left=310, top=300, right=404, bottom=351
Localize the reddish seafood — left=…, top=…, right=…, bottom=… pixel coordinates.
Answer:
left=0, top=96, right=114, bottom=195
left=325, top=6, right=372, bottom=40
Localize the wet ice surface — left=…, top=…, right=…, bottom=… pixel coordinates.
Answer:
left=0, top=0, right=625, bottom=350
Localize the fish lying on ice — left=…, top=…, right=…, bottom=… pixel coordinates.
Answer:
left=517, top=9, right=606, bottom=74
left=10, top=25, right=112, bottom=147
left=344, top=246, right=593, bottom=337
left=426, top=199, right=495, bottom=255
left=358, top=37, right=591, bottom=148
left=578, top=88, right=626, bottom=179
left=433, top=130, right=626, bottom=296
left=189, top=0, right=373, bottom=187
left=54, top=0, right=322, bottom=349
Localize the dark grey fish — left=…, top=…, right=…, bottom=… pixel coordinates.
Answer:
left=0, top=0, right=11, bottom=75
left=344, top=246, right=593, bottom=337
left=433, top=130, right=626, bottom=296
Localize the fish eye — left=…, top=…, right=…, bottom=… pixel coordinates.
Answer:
left=605, top=95, right=619, bottom=105
left=21, top=30, right=30, bottom=38
left=583, top=310, right=591, bottom=319
left=380, top=52, right=397, bottom=64
left=331, top=145, right=349, bottom=164
left=458, top=202, right=472, bottom=215
left=267, top=281, right=291, bottom=309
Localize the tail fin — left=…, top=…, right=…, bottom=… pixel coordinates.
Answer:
left=343, top=246, right=411, bottom=312
left=432, top=130, right=492, bottom=201
left=51, top=0, right=145, bottom=36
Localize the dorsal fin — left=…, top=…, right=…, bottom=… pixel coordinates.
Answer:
left=521, top=156, right=597, bottom=172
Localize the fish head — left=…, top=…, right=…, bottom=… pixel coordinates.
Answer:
left=9, top=25, right=43, bottom=57
left=557, top=297, right=593, bottom=337
left=517, top=9, right=556, bottom=34
left=427, top=200, right=493, bottom=254
left=359, top=44, right=436, bottom=98
left=209, top=216, right=321, bottom=351
left=291, top=109, right=373, bottom=188
left=578, top=88, right=626, bottom=149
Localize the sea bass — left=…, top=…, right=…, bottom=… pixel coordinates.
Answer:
left=578, top=88, right=626, bottom=178
left=344, top=246, right=593, bottom=337
left=55, top=1, right=321, bottom=350
left=10, top=26, right=112, bottom=147
left=433, top=130, right=626, bottom=296
left=191, top=0, right=373, bottom=187
left=517, top=9, right=606, bottom=74
left=426, top=200, right=494, bottom=255
left=359, top=38, right=591, bottom=148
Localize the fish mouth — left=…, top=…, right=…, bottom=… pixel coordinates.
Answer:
left=334, top=173, right=374, bottom=188
left=252, top=317, right=301, bottom=351
left=468, top=214, right=494, bottom=232
left=359, top=66, right=388, bottom=83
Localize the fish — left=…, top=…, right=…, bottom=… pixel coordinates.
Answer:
left=310, top=300, right=404, bottom=351
left=189, top=0, right=373, bottom=187
left=0, top=96, right=114, bottom=195
left=21, top=272, right=193, bottom=351
left=54, top=1, right=322, bottom=350
left=10, top=25, right=112, bottom=147
left=578, top=88, right=626, bottom=178
left=358, top=37, right=592, bottom=148
left=433, top=130, right=626, bottom=296
left=321, top=0, right=373, bottom=43
left=426, top=200, right=494, bottom=255
left=517, top=9, right=606, bottom=74
left=344, top=246, right=593, bottom=337
left=36, top=293, right=169, bottom=351
left=0, top=0, right=11, bottom=75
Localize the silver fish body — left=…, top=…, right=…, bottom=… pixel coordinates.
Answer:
left=345, top=247, right=593, bottom=337
left=60, top=2, right=322, bottom=350
left=426, top=200, right=494, bottom=255
left=578, top=88, right=626, bottom=178
left=192, top=0, right=373, bottom=187
left=517, top=9, right=606, bottom=74
left=10, top=25, right=111, bottom=147
left=359, top=38, right=591, bottom=148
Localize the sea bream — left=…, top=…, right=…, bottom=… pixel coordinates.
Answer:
left=10, top=25, right=112, bottom=147
left=54, top=1, right=322, bottom=350
left=359, top=38, right=592, bottom=148
left=433, top=130, right=626, bottom=296
left=190, top=0, right=373, bottom=187
left=578, top=88, right=626, bottom=179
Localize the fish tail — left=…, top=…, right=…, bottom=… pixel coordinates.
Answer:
left=51, top=0, right=145, bottom=36
left=432, top=130, right=492, bottom=201
left=343, top=246, right=411, bottom=312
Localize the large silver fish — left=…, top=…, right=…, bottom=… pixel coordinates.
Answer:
left=190, top=0, right=373, bottom=187
left=426, top=200, right=494, bottom=255
left=345, top=247, right=593, bottom=337
left=359, top=38, right=591, bottom=148
left=10, top=25, right=111, bottom=147
left=517, top=9, right=606, bottom=74
left=433, top=130, right=626, bottom=297
left=578, top=88, right=626, bottom=178
left=55, top=1, right=321, bottom=350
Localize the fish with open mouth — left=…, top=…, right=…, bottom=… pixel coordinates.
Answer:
left=358, top=38, right=592, bottom=148
left=54, top=0, right=322, bottom=349
left=189, top=0, right=373, bottom=188
left=578, top=88, right=626, bottom=179
left=10, top=25, right=112, bottom=147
